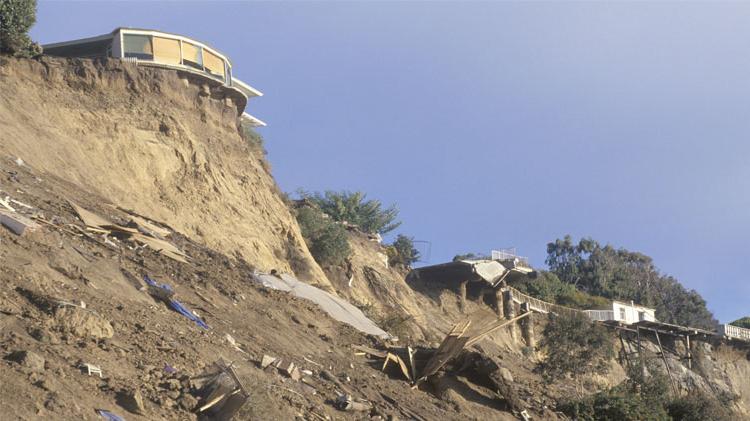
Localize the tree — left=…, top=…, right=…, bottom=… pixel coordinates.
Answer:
left=388, top=234, right=420, bottom=267
left=295, top=207, right=351, bottom=267
left=545, top=236, right=717, bottom=329
left=299, top=190, right=401, bottom=235
left=0, top=0, right=40, bottom=56
left=730, top=317, right=750, bottom=329
left=538, top=312, right=614, bottom=384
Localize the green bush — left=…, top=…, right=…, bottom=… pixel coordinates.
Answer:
left=452, top=252, right=490, bottom=261
left=538, top=312, right=614, bottom=383
left=512, top=271, right=610, bottom=310
left=730, top=316, right=750, bottom=329
left=295, top=207, right=351, bottom=267
left=388, top=234, right=420, bottom=267
left=667, top=391, right=733, bottom=421
left=240, top=120, right=266, bottom=154
left=0, top=0, right=40, bottom=57
left=299, top=190, right=400, bottom=235
left=560, top=387, right=669, bottom=421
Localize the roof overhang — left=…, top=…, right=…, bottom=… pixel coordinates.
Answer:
left=232, top=78, right=263, bottom=99
left=241, top=112, right=267, bottom=128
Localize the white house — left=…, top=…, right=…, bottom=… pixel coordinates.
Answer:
left=585, top=300, right=656, bottom=325
left=43, top=28, right=265, bottom=127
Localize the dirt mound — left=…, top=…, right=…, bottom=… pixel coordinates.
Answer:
left=0, top=56, right=329, bottom=290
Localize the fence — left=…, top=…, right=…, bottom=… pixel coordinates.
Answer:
left=584, top=309, right=616, bottom=322
left=491, top=248, right=530, bottom=266
left=719, top=324, right=750, bottom=341
left=505, top=285, right=582, bottom=318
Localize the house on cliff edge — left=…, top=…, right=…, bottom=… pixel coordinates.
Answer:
left=42, top=27, right=265, bottom=127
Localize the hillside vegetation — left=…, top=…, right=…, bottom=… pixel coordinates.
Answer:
left=546, top=236, right=717, bottom=329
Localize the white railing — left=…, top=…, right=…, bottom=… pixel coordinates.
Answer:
left=122, top=57, right=138, bottom=64
left=719, top=324, right=750, bottom=341
left=584, top=310, right=616, bottom=322
left=505, top=286, right=581, bottom=317
left=491, top=248, right=530, bottom=266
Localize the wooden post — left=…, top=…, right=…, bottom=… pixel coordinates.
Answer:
left=459, top=280, right=468, bottom=313
left=520, top=302, right=535, bottom=349
left=502, top=289, right=517, bottom=341
left=637, top=326, right=645, bottom=377
left=495, top=288, right=504, bottom=319
left=653, top=329, right=678, bottom=396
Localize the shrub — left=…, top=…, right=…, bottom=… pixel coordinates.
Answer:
left=560, top=387, right=669, bottom=421
left=538, top=312, right=614, bottom=383
left=299, top=190, right=400, bottom=235
left=667, top=391, right=733, bottom=421
left=452, top=252, right=490, bottom=261
left=512, top=271, right=610, bottom=310
left=295, top=206, right=351, bottom=267
left=730, top=316, right=750, bottom=329
left=388, top=234, right=420, bottom=267
left=240, top=120, right=266, bottom=154
left=0, top=0, right=40, bottom=57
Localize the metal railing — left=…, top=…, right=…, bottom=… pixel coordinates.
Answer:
left=584, top=310, right=616, bottom=322
left=491, top=248, right=530, bottom=266
left=505, top=285, right=582, bottom=317
left=719, top=324, right=750, bottom=341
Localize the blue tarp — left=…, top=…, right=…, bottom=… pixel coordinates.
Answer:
left=170, top=299, right=209, bottom=329
left=144, top=275, right=209, bottom=329
left=96, top=409, right=125, bottom=421
left=143, top=275, right=173, bottom=292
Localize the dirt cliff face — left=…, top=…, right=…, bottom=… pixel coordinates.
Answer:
left=0, top=57, right=330, bottom=289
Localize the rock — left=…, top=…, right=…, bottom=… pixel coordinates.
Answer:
left=6, top=350, right=45, bottom=372
left=178, top=393, right=198, bottom=411
left=163, top=378, right=181, bottom=391
left=158, top=396, right=176, bottom=409
left=167, top=389, right=180, bottom=400
left=117, top=389, right=146, bottom=415
left=499, top=367, right=514, bottom=383
left=55, top=306, right=114, bottom=339
left=260, top=355, right=277, bottom=369
left=29, top=327, right=51, bottom=343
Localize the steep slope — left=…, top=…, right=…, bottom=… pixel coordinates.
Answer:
left=0, top=56, right=329, bottom=289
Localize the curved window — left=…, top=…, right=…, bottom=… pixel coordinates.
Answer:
left=153, top=37, right=180, bottom=65
left=182, top=42, right=202, bottom=70
left=203, top=49, right=225, bottom=80
left=123, top=34, right=153, bottom=60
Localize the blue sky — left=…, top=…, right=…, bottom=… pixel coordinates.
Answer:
left=31, top=2, right=749, bottom=323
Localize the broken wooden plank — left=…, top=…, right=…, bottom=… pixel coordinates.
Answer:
left=352, top=344, right=388, bottom=359
left=415, top=319, right=472, bottom=385
left=68, top=199, right=114, bottom=229
left=0, top=210, right=39, bottom=236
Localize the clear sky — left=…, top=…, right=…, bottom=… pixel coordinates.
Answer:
left=31, top=1, right=749, bottom=323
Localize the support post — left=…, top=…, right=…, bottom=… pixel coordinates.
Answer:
left=459, top=280, right=468, bottom=313
left=618, top=331, right=631, bottom=370
left=495, top=288, right=504, bottom=319
left=502, top=289, right=517, bottom=341
left=653, top=329, right=678, bottom=396
left=520, top=302, right=535, bottom=350
left=685, top=335, right=692, bottom=370
left=637, top=326, right=645, bottom=377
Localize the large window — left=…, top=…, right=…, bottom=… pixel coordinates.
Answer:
left=203, top=49, right=225, bottom=80
left=182, top=42, right=202, bottom=70
left=152, top=37, right=181, bottom=65
left=123, top=34, right=153, bottom=60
